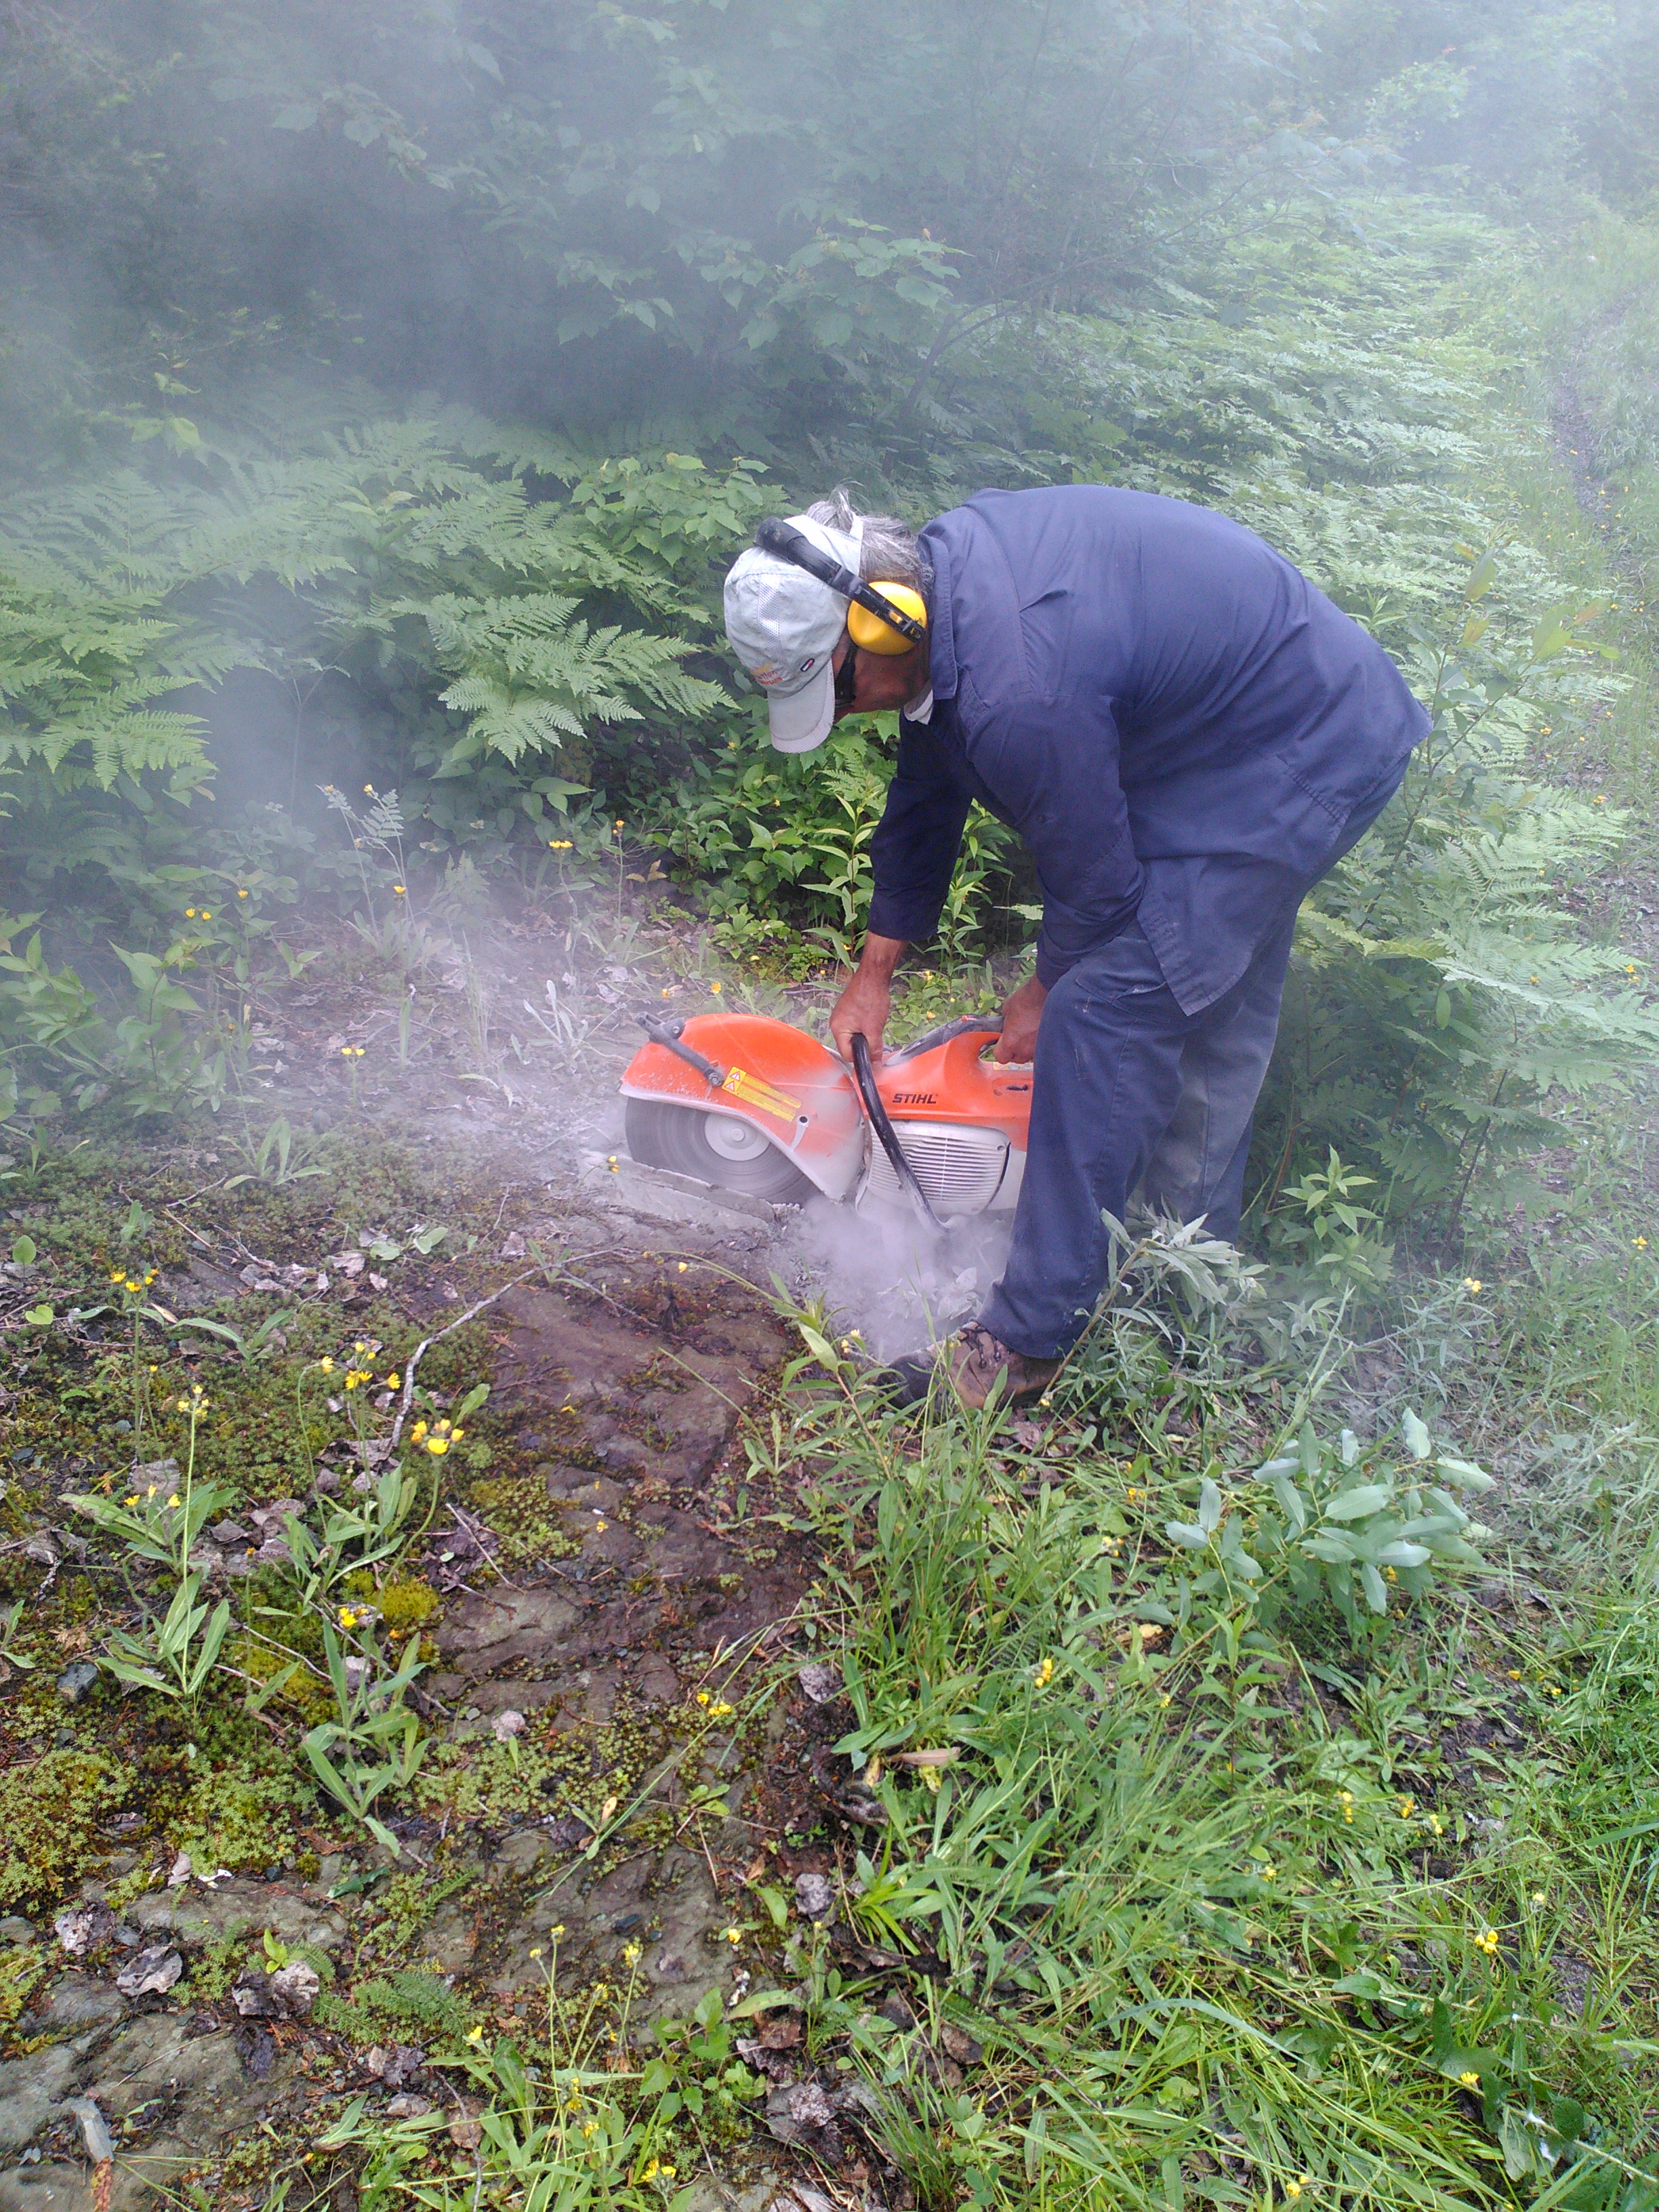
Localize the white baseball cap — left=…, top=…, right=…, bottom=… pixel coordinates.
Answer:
left=723, top=511, right=863, bottom=754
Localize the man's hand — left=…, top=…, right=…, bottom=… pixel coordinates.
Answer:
left=830, top=932, right=905, bottom=1063
left=995, top=972, right=1048, bottom=1063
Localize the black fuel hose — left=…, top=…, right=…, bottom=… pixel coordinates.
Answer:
left=851, top=1031, right=945, bottom=1232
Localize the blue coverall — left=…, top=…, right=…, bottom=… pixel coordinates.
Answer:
left=865, top=486, right=1429, bottom=1359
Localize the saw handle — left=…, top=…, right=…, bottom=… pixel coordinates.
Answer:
left=634, top=1010, right=726, bottom=1086
left=886, top=1011, right=1004, bottom=1065
left=851, top=1031, right=945, bottom=1233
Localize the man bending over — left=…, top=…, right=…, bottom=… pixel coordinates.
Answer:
left=723, top=484, right=1426, bottom=1406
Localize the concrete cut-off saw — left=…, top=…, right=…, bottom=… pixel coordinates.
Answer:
left=619, top=1008, right=1031, bottom=1231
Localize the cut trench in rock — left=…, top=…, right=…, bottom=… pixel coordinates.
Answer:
left=430, top=1262, right=810, bottom=1728
left=417, top=1253, right=817, bottom=2039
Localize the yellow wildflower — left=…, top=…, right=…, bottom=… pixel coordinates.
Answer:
left=125, top=1494, right=140, bottom=1508
left=465, top=2024, right=485, bottom=2045
left=1033, top=1654, right=1055, bottom=1687
left=720, top=1925, right=742, bottom=1944
left=411, top=1420, right=428, bottom=1442
left=385, top=1372, right=401, bottom=1389
left=237, top=888, right=249, bottom=899
left=1397, top=1796, right=1415, bottom=1819
left=166, top=1494, right=180, bottom=1509
left=1475, top=1927, right=1499, bottom=1955
left=339, top=1607, right=359, bottom=1629
left=319, top=1356, right=334, bottom=1373
left=1458, top=2069, right=1481, bottom=2089
left=1462, top=1277, right=1482, bottom=1294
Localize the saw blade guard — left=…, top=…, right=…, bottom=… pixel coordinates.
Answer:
left=620, top=1011, right=865, bottom=1200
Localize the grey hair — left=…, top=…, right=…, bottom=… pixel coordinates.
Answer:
left=807, top=486, right=930, bottom=591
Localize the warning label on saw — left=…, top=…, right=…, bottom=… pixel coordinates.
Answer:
left=719, top=1065, right=804, bottom=1123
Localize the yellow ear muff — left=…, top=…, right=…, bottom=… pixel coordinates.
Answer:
left=847, top=582, right=927, bottom=655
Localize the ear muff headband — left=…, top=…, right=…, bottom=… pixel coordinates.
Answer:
left=754, top=515, right=927, bottom=651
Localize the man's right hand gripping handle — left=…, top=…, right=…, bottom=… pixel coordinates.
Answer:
left=829, top=932, right=905, bottom=1064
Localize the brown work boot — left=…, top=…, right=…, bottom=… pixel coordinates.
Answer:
left=884, top=1323, right=1062, bottom=1411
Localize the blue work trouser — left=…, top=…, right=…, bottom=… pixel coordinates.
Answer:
left=978, top=907, right=1297, bottom=1359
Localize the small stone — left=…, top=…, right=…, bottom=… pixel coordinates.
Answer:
left=117, top=1944, right=184, bottom=1997
left=796, top=1662, right=842, bottom=1704
left=236, top=2022, right=277, bottom=2078
left=62, top=2096, right=115, bottom=2165
left=491, top=1710, right=526, bottom=1743
left=231, top=1959, right=323, bottom=2020
left=448, top=2114, right=483, bottom=2151
left=793, top=1872, right=834, bottom=1921
left=0, top=1915, right=37, bottom=1945
left=55, top=1658, right=100, bottom=1704
left=384, top=2092, right=433, bottom=2118
left=54, top=1902, right=116, bottom=1955
left=210, top=1520, right=250, bottom=1544
left=167, top=1851, right=194, bottom=1887
left=938, top=2021, right=983, bottom=2064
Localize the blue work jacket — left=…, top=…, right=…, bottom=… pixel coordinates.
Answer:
left=866, top=487, right=1429, bottom=1012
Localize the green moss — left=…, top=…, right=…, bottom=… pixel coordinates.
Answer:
left=221, top=1630, right=331, bottom=1720
left=344, top=1572, right=441, bottom=1636
left=0, top=1748, right=130, bottom=1914
left=0, top=1946, right=47, bottom=2051
left=469, top=1474, right=581, bottom=1567
left=170, top=1760, right=311, bottom=1875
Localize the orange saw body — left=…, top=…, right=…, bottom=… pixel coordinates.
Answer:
left=619, top=1009, right=1031, bottom=1222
